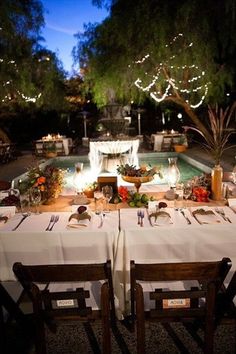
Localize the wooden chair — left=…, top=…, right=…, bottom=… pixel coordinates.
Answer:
left=130, top=258, right=231, bottom=354
left=161, top=137, right=172, bottom=151
left=0, top=282, right=29, bottom=353
left=34, top=141, right=44, bottom=156
left=55, top=140, right=65, bottom=155
left=13, top=260, right=116, bottom=354
left=215, top=270, right=236, bottom=325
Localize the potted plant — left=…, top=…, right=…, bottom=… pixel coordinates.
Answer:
left=184, top=103, right=236, bottom=200
left=44, top=142, right=57, bottom=158
left=173, top=135, right=188, bottom=153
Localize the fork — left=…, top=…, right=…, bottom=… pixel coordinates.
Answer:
left=45, top=215, right=55, bottom=231
left=49, top=215, right=59, bottom=231
left=137, top=211, right=141, bottom=225
left=140, top=211, right=144, bottom=227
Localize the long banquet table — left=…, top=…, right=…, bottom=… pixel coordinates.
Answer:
left=1, top=201, right=236, bottom=319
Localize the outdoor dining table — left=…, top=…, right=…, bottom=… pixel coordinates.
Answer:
left=35, top=137, right=70, bottom=156
left=151, top=132, right=187, bottom=151
left=1, top=198, right=236, bottom=319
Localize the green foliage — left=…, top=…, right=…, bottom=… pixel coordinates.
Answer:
left=0, top=0, right=67, bottom=113
left=74, top=0, right=236, bottom=109
left=184, top=103, right=236, bottom=164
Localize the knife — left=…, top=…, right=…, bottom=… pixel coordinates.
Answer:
left=12, top=214, right=29, bottom=231
left=98, top=213, right=104, bottom=228
left=180, top=210, right=191, bottom=224
left=146, top=209, right=153, bottom=227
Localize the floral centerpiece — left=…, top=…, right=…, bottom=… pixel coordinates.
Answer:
left=19, top=165, right=65, bottom=204
left=117, top=163, right=162, bottom=178
left=117, top=163, right=162, bottom=193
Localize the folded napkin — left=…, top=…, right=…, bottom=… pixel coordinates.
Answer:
left=0, top=215, right=9, bottom=227
left=67, top=213, right=92, bottom=229
left=228, top=198, right=236, bottom=208
left=0, top=206, right=16, bottom=227
left=192, top=209, right=220, bottom=224
left=149, top=211, right=172, bottom=226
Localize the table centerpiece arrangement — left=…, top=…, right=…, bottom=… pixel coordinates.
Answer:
left=117, top=163, right=162, bottom=193
left=18, top=165, right=65, bottom=205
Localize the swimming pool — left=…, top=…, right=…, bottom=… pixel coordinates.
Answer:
left=44, top=152, right=210, bottom=192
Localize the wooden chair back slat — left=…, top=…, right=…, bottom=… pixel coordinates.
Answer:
left=13, top=260, right=115, bottom=354
left=130, top=257, right=232, bottom=354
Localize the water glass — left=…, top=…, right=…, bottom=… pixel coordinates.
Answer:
left=20, top=192, right=31, bottom=216
left=183, top=181, right=192, bottom=207
left=94, top=190, right=104, bottom=214
left=174, top=183, right=184, bottom=209
left=30, top=188, right=42, bottom=214
left=102, top=185, right=113, bottom=213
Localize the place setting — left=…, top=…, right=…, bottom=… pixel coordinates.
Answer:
left=188, top=206, right=235, bottom=225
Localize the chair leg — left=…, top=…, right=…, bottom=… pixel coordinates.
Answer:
left=101, top=284, right=111, bottom=354
left=34, top=315, right=47, bottom=354
left=136, top=285, right=145, bottom=354
left=0, top=305, right=6, bottom=353
left=204, top=284, right=215, bottom=354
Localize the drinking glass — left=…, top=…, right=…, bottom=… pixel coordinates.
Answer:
left=183, top=181, right=192, bottom=207
left=30, top=188, right=41, bottom=214
left=102, top=185, right=113, bottom=213
left=94, top=190, right=104, bottom=214
left=20, top=192, right=31, bottom=216
left=174, top=183, right=184, bottom=209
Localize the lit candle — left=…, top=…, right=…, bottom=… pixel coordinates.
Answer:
left=171, top=129, right=174, bottom=134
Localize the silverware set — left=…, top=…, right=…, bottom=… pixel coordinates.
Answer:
left=137, top=210, right=144, bottom=227
left=45, top=215, right=60, bottom=231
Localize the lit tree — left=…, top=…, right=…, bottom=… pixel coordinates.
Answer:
left=75, top=0, right=236, bottom=130
left=0, top=0, right=66, bottom=112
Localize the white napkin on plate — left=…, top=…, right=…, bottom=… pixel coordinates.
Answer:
left=149, top=211, right=172, bottom=226
left=67, top=214, right=92, bottom=229
left=193, top=211, right=220, bottom=224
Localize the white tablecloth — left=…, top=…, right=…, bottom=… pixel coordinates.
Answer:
left=0, top=211, right=119, bottom=281
left=114, top=207, right=236, bottom=315
left=35, top=138, right=70, bottom=155
left=151, top=133, right=187, bottom=151
left=1, top=206, right=236, bottom=318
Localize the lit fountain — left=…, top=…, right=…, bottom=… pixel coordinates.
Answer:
left=89, top=101, right=139, bottom=174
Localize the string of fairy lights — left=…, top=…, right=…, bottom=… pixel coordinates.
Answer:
left=132, top=33, right=210, bottom=108
left=0, top=27, right=42, bottom=103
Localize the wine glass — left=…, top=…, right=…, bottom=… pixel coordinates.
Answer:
left=183, top=181, right=192, bottom=207
left=30, top=188, right=41, bottom=214
left=94, top=190, right=104, bottom=214
left=102, top=185, right=113, bottom=213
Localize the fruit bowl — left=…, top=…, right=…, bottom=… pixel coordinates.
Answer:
left=121, top=175, right=154, bottom=193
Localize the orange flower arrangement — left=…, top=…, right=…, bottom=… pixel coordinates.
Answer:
left=19, top=165, right=65, bottom=202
